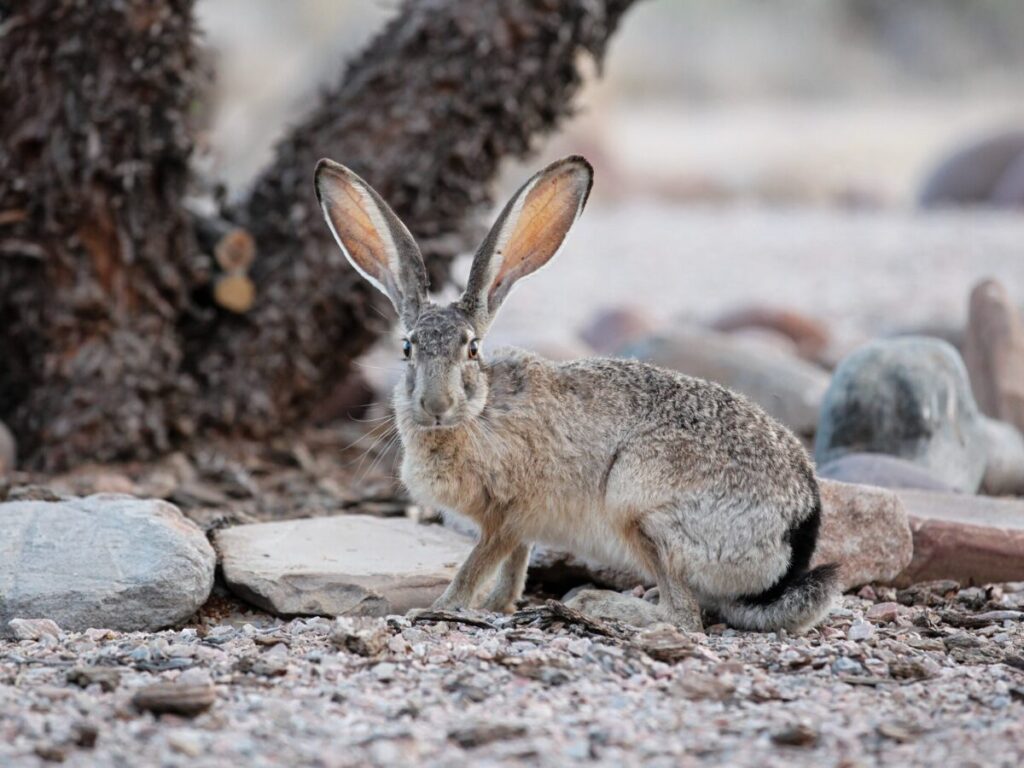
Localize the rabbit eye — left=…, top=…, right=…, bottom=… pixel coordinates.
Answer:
left=401, top=339, right=412, bottom=360
left=468, top=339, right=480, bottom=360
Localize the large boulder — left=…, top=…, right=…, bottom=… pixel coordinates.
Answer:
left=0, top=496, right=214, bottom=636
left=621, top=328, right=830, bottom=435
left=215, top=515, right=473, bottom=617
left=895, top=490, right=1024, bottom=587
left=815, top=337, right=990, bottom=493
left=813, top=480, right=913, bottom=590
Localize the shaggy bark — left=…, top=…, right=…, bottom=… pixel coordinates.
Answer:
left=0, top=0, right=637, bottom=469
left=0, top=0, right=201, bottom=469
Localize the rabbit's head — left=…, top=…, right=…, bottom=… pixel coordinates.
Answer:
left=314, top=156, right=592, bottom=428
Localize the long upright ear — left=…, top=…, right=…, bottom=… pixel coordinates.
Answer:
left=458, top=155, right=592, bottom=332
left=314, top=158, right=428, bottom=328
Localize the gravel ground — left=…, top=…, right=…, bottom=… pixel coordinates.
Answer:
left=3, top=584, right=1023, bottom=767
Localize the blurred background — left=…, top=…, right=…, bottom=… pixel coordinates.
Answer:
left=196, top=0, right=1024, bottom=367
left=5, top=0, right=1024, bottom=477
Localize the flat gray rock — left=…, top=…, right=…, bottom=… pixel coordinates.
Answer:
left=215, top=515, right=473, bottom=617
left=0, top=495, right=214, bottom=637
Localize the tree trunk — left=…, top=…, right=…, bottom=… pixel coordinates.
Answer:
left=0, top=0, right=201, bottom=470
left=0, top=0, right=638, bottom=470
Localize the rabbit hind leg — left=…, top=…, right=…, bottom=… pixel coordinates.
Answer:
left=624, top=512, right=703, bottom=632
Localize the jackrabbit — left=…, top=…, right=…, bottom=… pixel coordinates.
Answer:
left=314, top=155, right=838, bottom=632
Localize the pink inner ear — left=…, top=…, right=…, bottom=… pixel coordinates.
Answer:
left=321, top=171, right=393, bottom=287
left=489, top=167, right=583, bottom=305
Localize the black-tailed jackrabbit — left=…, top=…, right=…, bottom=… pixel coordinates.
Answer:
left=314, top=156, right=838, bottom=632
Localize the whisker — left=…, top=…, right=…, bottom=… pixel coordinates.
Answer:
left=338, top=417, right=396, bottom=455
left=346, top=430, right=398, bottom=473
left=359, top=430, right=403, bottom=481
left=347, top=410, right=394, bottom=424
left=352, top=360, right=405, bottom=372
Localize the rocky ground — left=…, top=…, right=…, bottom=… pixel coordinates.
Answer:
left=2, top=584, right=1023, bottom=767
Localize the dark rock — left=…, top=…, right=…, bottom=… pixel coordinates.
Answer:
left=771, top=723, right=818, bottom=747
left=448, top=722, right=528, bottom=749
left=67, top=666, right=122, bottom=692
left=132, top=673, right=215, bottom=717
left=330, top=618, right=390, bottom=657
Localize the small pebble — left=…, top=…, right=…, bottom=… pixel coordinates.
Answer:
left=866, top=602, right=901, bottom=623
left=847, top=619, right=875, bottom=641
left=373, top=662, right=397, bottom=682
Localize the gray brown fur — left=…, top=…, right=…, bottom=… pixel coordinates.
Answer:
left=314, top=155, right=838, bottom=632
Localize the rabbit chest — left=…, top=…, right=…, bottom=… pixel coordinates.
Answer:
left=398, top=408, right=623, bottom=553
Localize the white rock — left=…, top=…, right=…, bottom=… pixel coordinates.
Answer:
left=215, top=515, right=473, bottom=617
left=847, top=619, right=875, bottom=642
left=8, top=618, right=62, bottom=641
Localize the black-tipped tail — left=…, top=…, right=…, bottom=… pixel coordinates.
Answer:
left=720, top=563, right=840, bottom=633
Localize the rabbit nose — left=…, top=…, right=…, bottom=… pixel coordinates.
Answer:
left=420, top=392, right=453, bottom=418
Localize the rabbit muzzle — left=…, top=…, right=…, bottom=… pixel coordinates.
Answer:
left=404, top=357, right=480, bottom=429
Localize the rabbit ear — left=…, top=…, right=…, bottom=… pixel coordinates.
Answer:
left=459, top=155, right=592, bottom=332
left=314, top=159, right=428, bottom=328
